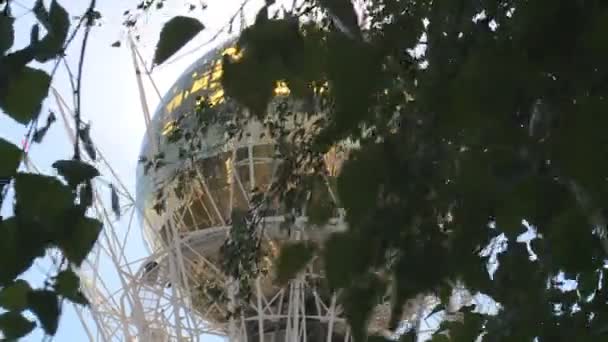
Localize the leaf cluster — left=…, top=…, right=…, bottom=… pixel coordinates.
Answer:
left=0, top=0, right=103, bottom=339
left=211, top=0, right=608, bottom=341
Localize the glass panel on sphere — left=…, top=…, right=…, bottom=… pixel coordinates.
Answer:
left=199, top=192, right=222, bottom=227
left=232, top=163, right=251, bottom=212
left=253, top=161, right=274, bottom=191
left=185, top=196, right=214, bottom=231
left=236, top=164, right=251, bottom=188
left=253, top=144, right=275, bottom=160
left=177, top=204, right=194, bottom=232
left=253, top=160, right=283, bottom=216
left=236, top=146, right=249, bottom=162
left=231, top=181, right=249, bottom=212
left=199, top=152, right=232, bottom=223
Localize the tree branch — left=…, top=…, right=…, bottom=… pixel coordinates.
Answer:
left=73, top=0, right=97, bottom=161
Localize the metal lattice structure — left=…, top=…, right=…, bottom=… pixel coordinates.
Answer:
left=48, top=35, right=448, bottom=342
left=49, top=38, right=358, bottom=342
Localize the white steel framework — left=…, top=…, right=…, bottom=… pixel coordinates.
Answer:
left=42, top=34, right=447, bottom=342
left=53, top=94, right=358, bottom=341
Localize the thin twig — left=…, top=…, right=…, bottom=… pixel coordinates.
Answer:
left=73, top=0, right=97, bottom=161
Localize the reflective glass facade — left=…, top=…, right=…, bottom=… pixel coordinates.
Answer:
left=136, top=41, right=238, bottom=250
left=135, top=41, right=343, bottom=250
left=135, top=41, right=352, bottom=336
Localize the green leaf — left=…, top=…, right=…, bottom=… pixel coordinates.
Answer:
left=368, top=335, right=393, bottom=342
left=0, top=67, right=51, bottom=124
left=0, top=138, right=21, bottom=179
left=55, top=216, right=102, bottom=266
left=32, top=0, right=70, bottom=62
left=578, top=271, right=599, bottom=298
left=52, top=159, right=100, bottom=188
left=398, top=331, right=417, bottom=342
left=55, top=269, right=88, bottom=305
left=0, top=280, right=32, bottom=311
left=33, top=0, right=49, bottom=24
left=308, top=199, right=333, bottom=226
left=80, top=180, right=93, bottom=209
left=255, top=5, right=269, bottom=25
left=14, top=172, right=74, bottom=222
left=337, top=144, right=385, bottom=224
left=438, top=284, right=452, bottom=306
left=0, top=218, right=47, bottom=286
left=54, top=270, right=78, bottom=296
left=318, top=0, right=361, bottom=38
left=546, top=208, right=604, bottom=273
left=0, top=13, right=14, bottom=54
left=307, top=176, right=334, bottom=226
left=323, top=232, right=371, bottom=290
left=153, top=16, right=205, bottom=65
left=30, top=24, right=40, bottom=46
left=0, top=311, right=36, bottom=339
left=341, top=273, right=386, bottom=342
left=275, top=242, right=315, bottom=284
left=221, top=50, right=275, bottom=117
left=27, top=289, right=60, bottom=336
left=429, top=333, right=450, bottom=342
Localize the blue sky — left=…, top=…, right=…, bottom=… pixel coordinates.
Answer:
left=0, top=0, right=265, bottom=340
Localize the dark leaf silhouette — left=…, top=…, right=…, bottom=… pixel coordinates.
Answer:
left=0, top=67, right=51, bottom=124
left=0, top=12, right=15, bottom=54
left=14, top=172, right=73, bottom=221
left=80, top=180, right=93, bottom=208
left=30, top=24, right=40, bottom=45
left=27, top=290, right=60, bottom=335
left=0, top=218, right=46, bottom=286
left=0, top=138, right=22, bottom=179
left=153, top=16, right=204, bottom=65
left=110, top=183, right=120, bottom=219
left=32, top=111, right=56, bottom=143
left=318, top=0, right=361, bottom=39
left=32, top=0, right=70, bottom=62
left=78, top=123, right=97, bottom=161
left=55, top=269, right=89, bottom=306
left=55, top=216, right=102, bottom=266
left=52, top=159, right=99, bottom=188
left=0, top=279, right=32, bottom=311
left=0, top=311, right=36, bottom=339
left=0, top=1, right=103, bottom=339
left=32, top=126, right=49, bottom=143
left=275, top=242, right=315, bottom=284
left=341, top=273, right=386, bottom=342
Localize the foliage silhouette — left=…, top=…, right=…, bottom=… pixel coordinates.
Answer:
left=0, top=0, right=102, bottom=339
left=178, top=0, right=608, bottom=340
left=2, top=0, right=605, bottom=340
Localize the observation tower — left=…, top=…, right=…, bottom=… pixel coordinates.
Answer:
left=65, top=36, right=435, bottom=342
left=134, top=40, right=352, bottom=341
